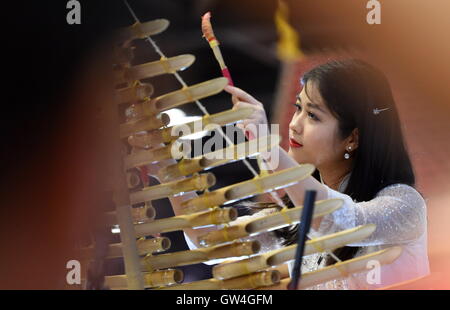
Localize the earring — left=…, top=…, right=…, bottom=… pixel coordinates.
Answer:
left=344, top=146, right=352, bottom=160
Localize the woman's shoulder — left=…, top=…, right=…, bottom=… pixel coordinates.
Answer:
left=376, top=183, right=426, bottom=208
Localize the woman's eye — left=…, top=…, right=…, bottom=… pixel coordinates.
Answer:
left=307, top=112, right=319, bottom=121
left=293, top=103, right=302, bottom=111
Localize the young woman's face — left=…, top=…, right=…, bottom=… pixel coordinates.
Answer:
left=288, top=81, right=348, bottom=170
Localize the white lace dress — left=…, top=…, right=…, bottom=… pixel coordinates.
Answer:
left=185, top=182, right=430, bottom=289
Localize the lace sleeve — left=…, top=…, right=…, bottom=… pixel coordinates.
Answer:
left=317, top=184, right=427, bottom=246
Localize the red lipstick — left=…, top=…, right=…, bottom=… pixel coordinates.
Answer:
left=289, top=138, right=303, bottom=148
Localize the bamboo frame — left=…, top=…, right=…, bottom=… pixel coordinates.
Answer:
left=127, top=107, right=254, bottom=148
left=197, top=198, right=342, bottom=247
left=134, top=207, right=238, bottom=237
left=115, top=55, right=195, bottom=84
left=212, top=224, right=376, bottom=280
left=116, top=81, right=154, bottom=104
left=119, top=113, right=170, bottom=138
left=260, top=246, right=402, bottom=290
left=161, top=270, right=280, bottom=290
left=141, top=240, right=260, bottom=271
left=158, top=134, right=280, bottom=182
left=129, top=173, right=216, bottom=204
left=106, top=269, right=183, bottom=290
left=116, top=19, right=170, bottom=43
left=181, top=164, right=315, bottom=214
left=78, top=237, right=171, bottom=260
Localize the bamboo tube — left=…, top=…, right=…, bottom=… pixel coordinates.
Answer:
left=126, top=170, right=141, bottom=189
left=134, top=207, right=238, bottom=237
left=212, top=224, right=376, bottom=280
left=181, top=164, right=315, bottom=214
left=116, top=19, right=170, bottom=43
left=119, top=113, right=170, bottom=138
left=197, top=199, right=342, bottom=247
left=116, top=82, right=154, bottom=104
left=78, top=237, right=171, bottom=260
left=124, top=141, right=187, bottom=169
left=127, top=107, right=254, bottom=148
left=115, top=55, right=196, bottom=84
left=158, top=134, right=281, bottom=182
left=162, top=270, right=280, bottom=290
left=141, top=240, right=260, bottom=271
left=105, top=204, right=156, bottom=226
left=261, top=246, right=403, bottom=290
left=268, top=264, right=290, bottom=279
left=130, top=173, right=216, bottom=205
left=153, top=77, right=229, bottom=112
left=106, top=269, right=183, bottom=290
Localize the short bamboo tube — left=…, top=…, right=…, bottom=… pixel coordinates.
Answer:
left=127, top=107, right=254, bottom=148
left=106, top=269, right=183, bottom=290
left=105, top=204, right=156, bottom=226
left=129, top=173, right=216, bottom=205
left=141, top=240, right=260, bottom=271
left=158, top=134, right=280, bottom=182
left=115, top=55, right=195, bottom=84
left=198, top=198, right=342, bottom=247
left=124, top=141, right=186, bottom=169
left=120, top=113, right=170, bottom=138
left=134, top=207, right=238, bottom=237
left=116, top=19, right=170, bottom=43
left=212, top=224, right=376, bottom=280
left=153, top=77, right=229, bottom=112
left=181, top=164, right=315, bottom=214
left=261, top=246, right=402, bottom=290
left=78, top=237, right=171, bottom=260
left=162, top=270, right=280, bottom=290
left=116, top=82, right=154, bottom=104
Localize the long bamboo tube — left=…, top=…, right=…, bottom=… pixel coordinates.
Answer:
left=119, top=113, right=170, bottom=138
left=158, top=134, right=281, bottom=182
left=261, top=246, right=403, bottom=290
left=212, top=224, right=376, bottom=280
left=129, top=173, right=216, bottom=204
left=141, top=240, right=260, bottom=271
left=106, top=269, right=183, bottom=290
left=116, top=82, right=154, bottom=104
left=134, top=207, right=238, bottom=237
left=127, top=107, right=254, bottom=148
left=124, top=141, right=186, bottom=169
left=152, top=77, right=229, bottom=113
left=78, top=237, right=171, bottom=260
left=181, top=164, right=315, bottom=214
left=115, top=55, right=196, bottom=84
left=161, top=270, right=280, bottom=290
left=198, top=199, right=342, bottom=247
left=116, top=19, right=170, bottom=43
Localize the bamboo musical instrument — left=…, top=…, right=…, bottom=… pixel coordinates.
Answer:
left=130, top=172, right=216, bottom=204
left=115, top=55, right=196, bottom=84
left=197, top=198, right=342, bottom=247
left=141, top=240, right=260, bottom=271
left=261, top=246, right=403, bottom=290
left=212, top=224, right=376, bottom=280
left=126, top=107, right=254, bottom=148
left=158, top=134, right=281, bottom=182
left=161, top=270, right=280, bottom=290
left=134, top=207, right=238, bottom=237
left=106, top=269, right=183, bottom=290
left=119, top=113, right=170, bottom=138
left=124, top=141, right=186, bottom=169
left=79, top=237, right=171, bottom=260
left=105, top=204, right=156, bottom=226
left=116, top=19, right=170, bottom=43
left=180, top=164, right=315, bottom=214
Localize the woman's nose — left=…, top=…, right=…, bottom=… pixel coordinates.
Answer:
left=289, top=113, right=303, bottom=135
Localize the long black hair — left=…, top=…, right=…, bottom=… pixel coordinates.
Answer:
left=254, top=58, right=416, bottom=265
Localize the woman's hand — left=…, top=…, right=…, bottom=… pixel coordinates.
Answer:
left=224, top=85, right=269, bottom=140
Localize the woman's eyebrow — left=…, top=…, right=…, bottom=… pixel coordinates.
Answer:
left=296, top=94, right=326, bottom=113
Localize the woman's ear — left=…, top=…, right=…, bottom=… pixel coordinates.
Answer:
left=347, top=128, right=359, bottom=151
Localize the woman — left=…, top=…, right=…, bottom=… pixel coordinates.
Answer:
left=153, top=59, right=429, bottom=289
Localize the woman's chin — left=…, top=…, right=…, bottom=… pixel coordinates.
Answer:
left=288, top=147, right=306, bottom=163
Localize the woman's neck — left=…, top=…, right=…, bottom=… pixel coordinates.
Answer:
left=319, top=161, right=353, bottom=191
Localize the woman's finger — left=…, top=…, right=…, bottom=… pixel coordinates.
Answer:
left=224, top=85, right=259, bottom=105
